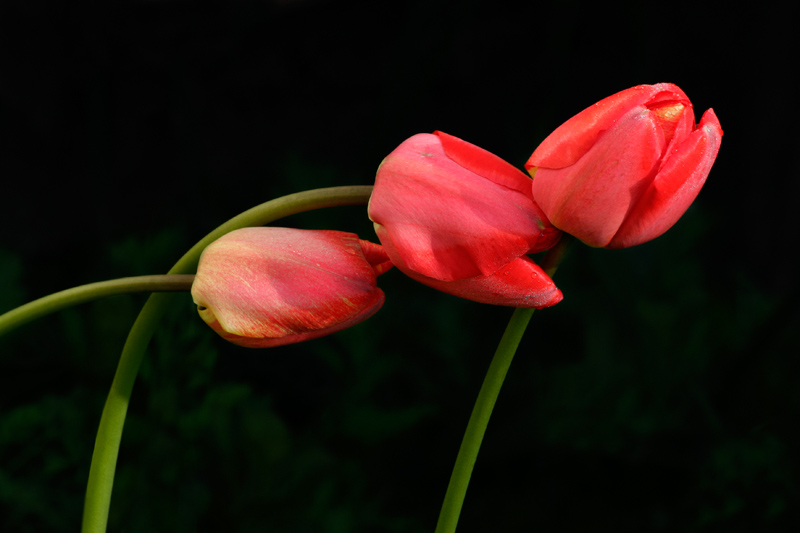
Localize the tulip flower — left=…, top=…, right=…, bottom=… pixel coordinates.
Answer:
left=191, top=227, right=392, bottom=348
left=526, top=83, right=723, bottom=249
left=369, top=131, right=563, bottom=309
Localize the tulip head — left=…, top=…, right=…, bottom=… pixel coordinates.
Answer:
left=369, top=131, right=563, bottom=309
left=191, top=227, right=392, bottom=348
left=526, top=83, right=723, bottom=249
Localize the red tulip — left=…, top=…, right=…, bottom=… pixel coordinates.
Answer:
left=526, top=83, right=723, bottom=249
left=191, top=227, right=392, bottom=348
left=369, top=131, right=563, bottom=309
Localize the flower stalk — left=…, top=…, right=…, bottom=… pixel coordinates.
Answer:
left=81, top=186, right=373, bottom=533
left=0, top=275, right=195, bottom=337
left=434, top=234, right=573, bottom=533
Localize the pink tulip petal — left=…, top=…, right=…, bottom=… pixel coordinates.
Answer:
left=527, top=84, right=688, bottom=170
left=377, top=226, right=561, bottom=308
left=434, top=130, right=534, bottom=195
left=413, top=257, right=562, bottom=309
left=369, top=132, right=559, bottom=281
left=192, top=228, right=387, bottom=347
left=532, top=106, right=665, bottom=247
left=373, top=223, right=411, bottom=272
left=358, top=238, right=394, bottom=275
left=608, top=109, right=723, bottom=249
left=201, top=291, right=385, bottom=348
left=420, top=255, right=562, bottom=308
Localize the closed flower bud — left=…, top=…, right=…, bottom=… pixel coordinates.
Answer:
left=191, top=227, right=392, bottom=348
left=369, top=131, right=562, bottom=309
left=526, top=83, right=723, bottom=249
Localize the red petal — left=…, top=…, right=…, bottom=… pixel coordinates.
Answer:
left=526, top=83, right=688, bottom=170
left=376, top=226, right=561, bottom=308
left=205, top=291, right=385, bottom=348
left=434, top=130, right=533, bottom=194
left=608, top=109, right=722, bottom=248
left=402, top=255, right=562, bottom=309
left=192, top=228, right=386, bottom=346
left=532, top=106, right=665, bottom=247
left=369, top=133, right=559, bottom=281
left=358, top=239, right=394, bottom=276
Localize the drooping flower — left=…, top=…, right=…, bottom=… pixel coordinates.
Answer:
left=369, top=131, right=562, bottom=309
left=191, top=227, right=392, bottom=348
left=526, top=83, right=723, bottom=249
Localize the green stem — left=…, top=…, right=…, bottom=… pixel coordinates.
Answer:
left=434, top=306, right=535, bottom=533
left=0, top=275, right=195, bottom=337
left=81, top=186, right=373, bottom=533
left=434, top=234, right=573, bottom=533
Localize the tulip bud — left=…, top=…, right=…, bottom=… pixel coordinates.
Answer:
left=526, top=83, right=723, bottom=249
left=369, top=131, right=563, bottom=309
left=191, top=227, right=392, bottom=348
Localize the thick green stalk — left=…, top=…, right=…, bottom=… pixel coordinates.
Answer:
left=0, top=275, right=195, bottom=337
left=81, top=186, right=373, bottom=533
left=434, top=234, right=573, bottom=533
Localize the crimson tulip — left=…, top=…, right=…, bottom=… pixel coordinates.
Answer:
left=191, top=227, right=392, bottom=348
left=369, top=131, right=563, bottom=309
left=526, top=83, right=723, bottom=249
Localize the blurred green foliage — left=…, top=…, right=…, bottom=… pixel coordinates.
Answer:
left=2, top=196, right=798, bottom=532
left=2, top=1, right=798, bottom=531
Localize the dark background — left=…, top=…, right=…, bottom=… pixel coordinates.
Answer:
left=1, top=0, right=798, bottom=531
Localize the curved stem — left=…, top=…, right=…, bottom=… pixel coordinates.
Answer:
left=82, top=186, right=373, bottom=533
left=0, top=275, right=195, bottom=337
left=434, top=234, right=573, bottom=533
left=169, top=186, right=374, bottom=276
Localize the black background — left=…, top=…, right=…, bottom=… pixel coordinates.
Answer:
left=1, top=1, right=798, bottom=531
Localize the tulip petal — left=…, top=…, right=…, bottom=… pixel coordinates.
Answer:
left=369, top=132, right=559, bottom=281
left=434, top=130, right=533, bottom=195
left=531, top=106, right=665, bottom=247
left=526, top=83, right=689, bottom=170
left=199, top=292, right=385, bottom=348
left=358, top=238, right=394, bottom=275
left=419, top=256, right=562, bottom=308
left=377, top=225, right=561, bottom=308
left=191, top=228, right=387, bottom=348
left=608, top=109, right=723, bottom=249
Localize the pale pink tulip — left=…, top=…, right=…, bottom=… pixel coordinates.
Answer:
left=191, top=227, right=392, bottom=348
